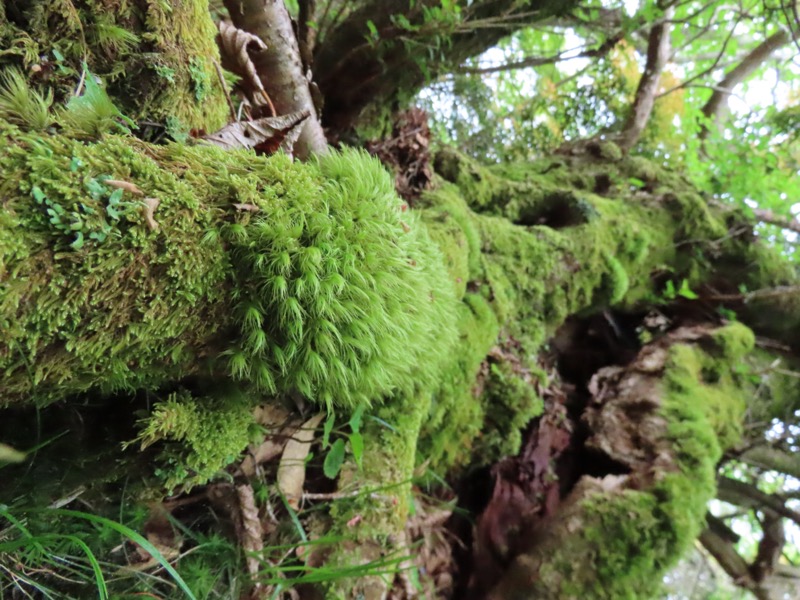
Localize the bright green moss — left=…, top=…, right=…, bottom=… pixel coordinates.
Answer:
left=473, top=353, right=545, bottom=465
left=0, top=120, right=233, bottom=404
left=417, top=293, right=500, bottom=472
left=600, top=252, right=630, bottom=305
left=215, top=148, right=459, bottom=408
left=0, top=121, right=458, bottom=409
left=131, top=387, right=256, bottom=491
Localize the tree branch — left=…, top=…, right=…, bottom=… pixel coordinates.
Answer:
left=223, top=0, right=328, bottom=158
left=750, top=509, right=785, bottom=583
left=701, top=30, right=791, bottom=136
left=456, top=32, right=622, bottom=76
left=616, top=7, right=673, bottom=151
left=753, top=208, right=800, bottom=234
left=298, top=0, right=317, bottom=70
left=716, top=476, right=800, bottom=528
left=699, top=528, right=772, bottom=600
left=736, top=445, right=800, bottom=481
left=312, top=0, right=579, bottom=135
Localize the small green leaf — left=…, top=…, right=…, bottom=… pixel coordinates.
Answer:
left=71, top=231, right=85, bottom=250
left=70, top=156, right=83, bottom=172
left=349, top=432, right=363, bottom=469
left=32, top=185, right=47, bottom=203
left=366, top=19, right=379, bottom=40
left=322, top=411, right=335, bottom=449
left=323, top=439, right=346, bottom=479
left=349, top=405, right=365, bottom=434
left=108, top=188, right=124, bottom=205
left=628, top=177, right=645, bottom=188
left=677, top=279, right=698, bottom=300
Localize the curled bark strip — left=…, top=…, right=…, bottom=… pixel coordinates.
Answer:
left=217, top=20, right=267, bottom=96
left=105, top=179, right=143, bottom=195
left=142, top=197, right=160, bottom=232
left=223, top=0, right=328, bottom=158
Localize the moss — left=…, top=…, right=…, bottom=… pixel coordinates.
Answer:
left=418, top=293, right=500, bottom=472
left=130, top=387, right=256, bottom=491
left=598, top=252, right=630, bottom=305
left=414, top=148, right=759, bottom=474
left=597, top=140, right=623, bottom=161
left=217, top=148, right=459, bottom=408
left=0, top=119, right=233, bottom=404
left=543, top=325, right=755, bottom=599
left=472, top=351, right=545, bottom=465
left=0, top=121, right=458, bottom=409
left=0, top=0, right=228, bottom=131
left=627, top=155, right=663, bottom=182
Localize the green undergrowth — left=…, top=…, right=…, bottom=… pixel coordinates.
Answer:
left=0, top=0, right=228, bottom=132
left=547, top=324, right=755, bottom=599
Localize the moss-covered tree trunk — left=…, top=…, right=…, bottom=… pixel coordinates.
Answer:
left=2, top=2, right=800, bottom=599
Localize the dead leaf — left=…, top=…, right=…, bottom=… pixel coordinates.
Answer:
left=202, top=111, right=310, bottom=156
left=346, top=515, right=363, bottom=528
left=142, top=197, right=160, bottom=232
left=217, top=21, right=267, bottom=97
left=277, top=412, right=324, bottom=509
left=233, top=203, right=261, bottom=213
left=105, top=179, right=143, bottom=196
left=123, top=504, right=181, bottom=572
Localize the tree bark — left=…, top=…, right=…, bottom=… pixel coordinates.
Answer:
left=223, top=0, right=328, bottom=157
left=617, top=7, right=673, bottom=151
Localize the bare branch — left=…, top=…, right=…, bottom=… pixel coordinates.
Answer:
left=616, top=7, right=674, bottom=151
left=753, top=208, right=800, bottom=234
left=736, top=445, right=800, bottom=481
left=699, top=528, right=772, bottom=600
left=223, top=0, right=328, bottom=158
left=706, top=284, right=800, bottom=303
left=701, top=30, right=792, bottom=135
left=659, top=10, right=742, bottom=98
left=457, top=32, right=622, bottom=76
left=750, top=509, right=785, bottom=583
left=716, top=477, right=800, bottom=528
left=456, top=47, right=584, bottom=75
